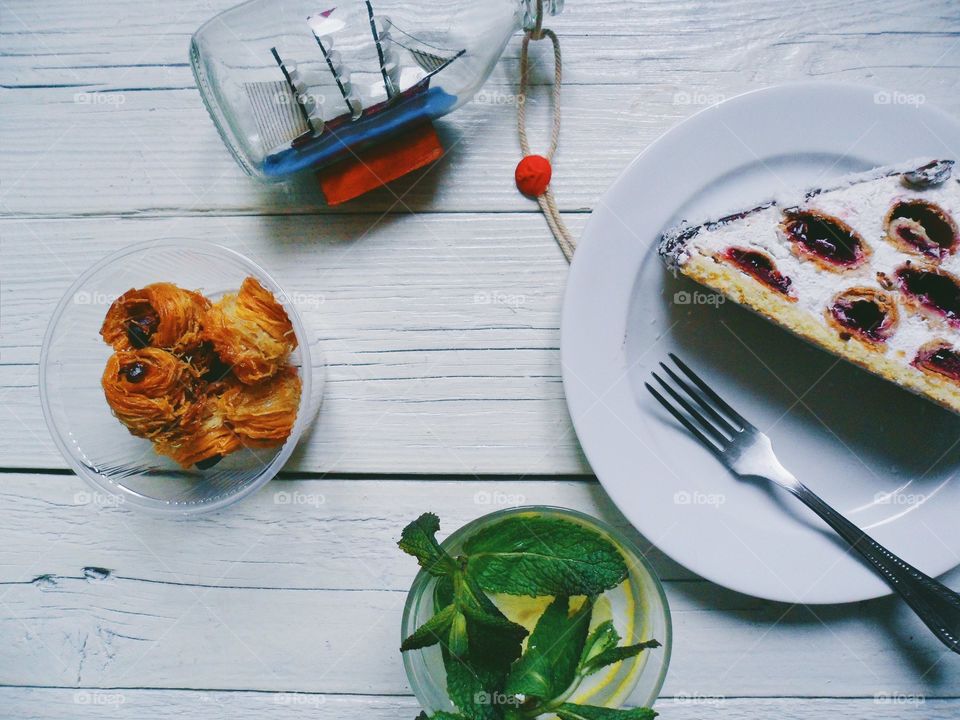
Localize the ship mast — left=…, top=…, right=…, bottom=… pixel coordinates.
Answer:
left=365, top=0, right=398, bottom=100
left=308, top=10, right=361, bottom=120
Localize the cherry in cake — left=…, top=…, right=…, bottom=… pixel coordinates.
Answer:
left=827, top=287, right=898, bottom=343
left=884, top=200, right=958, bottom=258
left=658, top=158, right=960, bottom=414
left=780, top=210, right=867, bottom=269
left=895, top=265, right=960, bottom=325
left=914, top=341, right=960, bottom=383
left=721, top=247, right=794, bottom=297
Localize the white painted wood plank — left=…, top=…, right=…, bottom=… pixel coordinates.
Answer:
left=1, top=474, right=959, bottom=697
left=1, top=2, right=958, bottom=216
left=0, top=213, right=590, bottom=473
left=2, top=0, right=957, bottom=89
left=0, top=475, right=690, bottom=588
left=0, top=85, right=674, bottom=216
left=0, top=691, right=956, bottom=720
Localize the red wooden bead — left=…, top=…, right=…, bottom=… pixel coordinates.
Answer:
left=515, top=154, right=552, bottom=197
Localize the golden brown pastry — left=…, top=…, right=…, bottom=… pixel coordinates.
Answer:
left=154, top=397, right=242, bottom=469
left=220, top=366, right=302, bottom=447
left=100, top=276, right=303, bottom=470
left=101, top=348, right=199, bottom=439
left=101, top=282, right=211, bottom=352
left=201, top=277, right=296, bottom=384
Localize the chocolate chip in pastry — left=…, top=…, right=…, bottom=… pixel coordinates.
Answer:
left=201, top=277, right=296, bottom=385
left=100, top=282, right=210, bottom=352
left=101, top=348, right=200, bottom=440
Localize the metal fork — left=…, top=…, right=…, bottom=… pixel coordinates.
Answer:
left=646, top=353, right=960, bottom=655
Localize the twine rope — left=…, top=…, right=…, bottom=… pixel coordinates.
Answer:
left=517, top=1, right=575, bottom=262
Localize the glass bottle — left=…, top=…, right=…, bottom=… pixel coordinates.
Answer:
left=190, top=0, right=564, bottom=180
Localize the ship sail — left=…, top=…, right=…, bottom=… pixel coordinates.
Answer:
left=248, top=4, right=467, bottom=152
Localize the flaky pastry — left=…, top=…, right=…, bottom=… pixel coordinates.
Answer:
left=101, top=348, right=199, bottom=439
left=201, top=277, right=297, bottom=384
left=154, top=397, right=242, bottom=469
left=100, top=282, right=210, bottom=351
left=220, top=365, right=302, bottom=447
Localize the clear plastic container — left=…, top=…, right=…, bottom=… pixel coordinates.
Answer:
left=401, top=506, right=672, bottom=714
left=39, top=240, right=324, bottom=515
left=190, top=0, right=563, bottom=179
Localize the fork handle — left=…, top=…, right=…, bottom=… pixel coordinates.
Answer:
left=789, top=481, right=960, bottom=654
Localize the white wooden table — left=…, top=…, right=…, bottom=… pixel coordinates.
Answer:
left=2, top=1, right=960, bottom=717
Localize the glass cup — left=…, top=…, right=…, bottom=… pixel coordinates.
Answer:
left=401, top=506, right=672, bottom=714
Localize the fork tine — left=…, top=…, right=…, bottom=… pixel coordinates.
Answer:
left=645, top=382, right=721, bottom=455
left=668, top=353, right=749, bottom=429
left=652, top=371, right=730, bottom=445
left=659, top=362, right=737, bottom=437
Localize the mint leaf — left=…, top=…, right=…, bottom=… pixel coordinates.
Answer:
left=448, top=608, right=469, bottom=658
left=554, top=703, right=657, bottom=720
left=399, top=513, right=456, bottom=577
left=505, top=595, right=593, bottom=701
left=434, top=575, right=526, bottom=720
left=582, top=639, right=661, bottom=675
left=456, top=574, right=527, bottom=669
left=463, top=515, right=628, bottom=596
left=435, top=577, right=504, bottom=720
left=401, top=603, right=458, bottom=652
left=444, top=653, right=507, bottom=720
left=416, top=713, right=470, bottom=720
left=578, top=620, right=620, bottom=672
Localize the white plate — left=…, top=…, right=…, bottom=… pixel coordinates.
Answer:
left=562, top=82, right=960, bottom=604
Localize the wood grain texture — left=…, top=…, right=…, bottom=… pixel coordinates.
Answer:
left=2, top=1, right=959, bottom=216
left=3, top=0, right=960, bottom=713
left=0, top=691, right=957, bottom=719
left=1, top=474, right=959, bottom=697
left=1, top=213, right=587, bottom=473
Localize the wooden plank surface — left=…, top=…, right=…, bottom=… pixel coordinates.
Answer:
left=3, top=0, right=960, bottom=715
left=2, top=2, right=959, bottom=217
left=0, top=213, right=586, bottom=473
left=0, top=691, right=956, bottom=720
left=1, top=475, right=959, bottom=697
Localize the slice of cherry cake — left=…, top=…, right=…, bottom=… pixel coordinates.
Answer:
left=659, top=159, right=960, bottom=414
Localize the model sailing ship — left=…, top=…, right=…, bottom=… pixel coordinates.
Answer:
left=243, top=1, right=466, bottom=176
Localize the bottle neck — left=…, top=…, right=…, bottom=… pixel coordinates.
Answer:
left=521, top=0, right=564, bottom=32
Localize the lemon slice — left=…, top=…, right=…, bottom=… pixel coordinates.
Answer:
left=489, top=582, right=644, bottom=708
